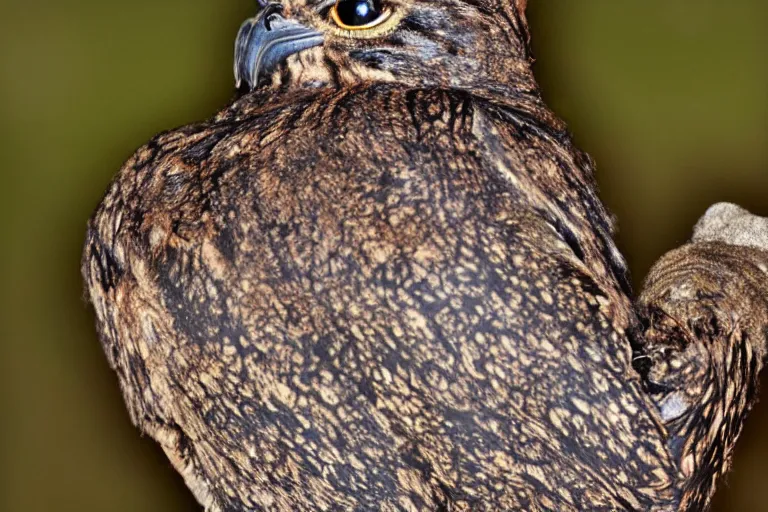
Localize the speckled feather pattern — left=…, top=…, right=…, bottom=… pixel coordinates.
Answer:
left=84, top=85, right=685, bottom=510
left=637, top=242, right=768, bottom=510
left=82, top=3, right=768, bottom=510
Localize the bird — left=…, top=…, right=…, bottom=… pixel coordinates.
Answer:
left=81, top=0, right=768, bottom=510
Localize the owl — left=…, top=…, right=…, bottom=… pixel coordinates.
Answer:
left=82, top=0, right=768, bottom=510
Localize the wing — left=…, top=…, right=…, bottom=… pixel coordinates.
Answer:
left=83, top=85, right=680, bottom=511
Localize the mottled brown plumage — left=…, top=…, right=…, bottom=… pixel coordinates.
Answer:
left=635, top=205, right=768, bottom=510
left=82, top=1, right=768, bottom=510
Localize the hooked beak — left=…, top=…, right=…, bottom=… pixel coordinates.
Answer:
left=234, top=3, right=324, bottom=90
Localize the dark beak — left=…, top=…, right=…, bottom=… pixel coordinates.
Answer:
left=234, top=3, right=324, bottom=90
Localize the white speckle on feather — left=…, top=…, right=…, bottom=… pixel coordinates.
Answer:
left=659, top=392, right=690, bottom=422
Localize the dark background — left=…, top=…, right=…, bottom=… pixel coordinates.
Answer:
left=1, top=1, right=766, bottom=510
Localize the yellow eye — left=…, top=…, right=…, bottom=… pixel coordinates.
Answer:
left=330, top=0, right=392, bottom=30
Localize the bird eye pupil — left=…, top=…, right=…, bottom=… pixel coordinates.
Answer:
left=336, top=0, right=382, bottom=26
left=355, top=3, right=370, bottom=18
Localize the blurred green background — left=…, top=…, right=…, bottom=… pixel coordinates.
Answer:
left=0, top=0, right=765, bottom=510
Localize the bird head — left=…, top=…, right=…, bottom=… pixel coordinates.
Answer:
left=234, top=0, right=535, bottom=96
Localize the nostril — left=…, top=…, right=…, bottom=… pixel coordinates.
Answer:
left=262, top=4, right=285, bottom=30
